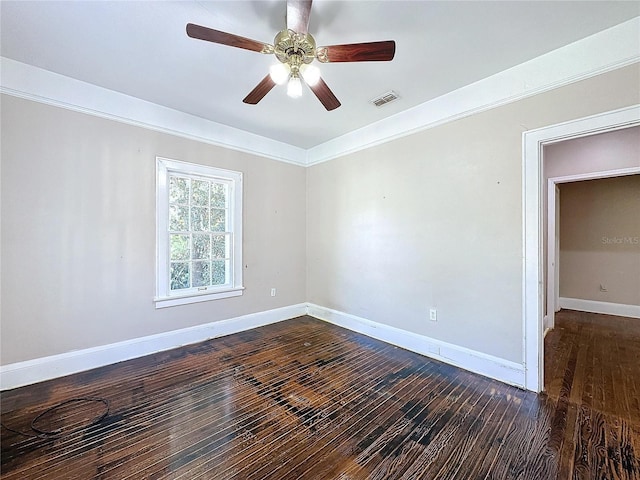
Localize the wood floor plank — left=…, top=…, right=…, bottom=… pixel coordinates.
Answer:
left=264, top=362, right=446, bottom=475
left=484, top=392, right=553, bottom=479
left=117, top=337, right=357, bottom=479
left=334, top=368, right=477, bottom=480
left=251, top=362, right=446, bottom=480
left=3, top=325, right=342, bottom=479
left=545, top=310, right=640, bottom=480
left=161, top=342, right=406, bottom=479
left=461, top=388, right=527, bottom=479
left=231, top=355, right=440, bottom=479
left=376, top=375, right=496, bottom=479
left=113, top=329, right=381, bottom=479
left=2, top=311, right=638, bottom=479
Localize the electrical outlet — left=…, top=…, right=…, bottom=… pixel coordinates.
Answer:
left=270, top=288, right=276, bottom=297
left=429, top=308, right=437, bottom=322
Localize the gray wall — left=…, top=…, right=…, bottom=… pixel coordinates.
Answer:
left=1, top=95, right=307, bottom=364
left=306, top=64, right=640, bottom=364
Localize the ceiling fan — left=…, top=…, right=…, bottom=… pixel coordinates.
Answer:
left=186, top=0, right=396, bottom=111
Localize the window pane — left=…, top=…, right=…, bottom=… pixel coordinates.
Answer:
left=169, top=176, right=189, bottom=204
left=158, top=159, right=242, bottom=303
left=191, top=180, right=209, bottom=206
left=191, top=207, right=209, bottom=232
left=170, top=234, right=190, bottom=261
left=169, top=205, right=189, bottom=231
left=211, top=208, right=226, bottom=232
left=192, top=234, right=211, bottom=260
left=170, top=262, right=190, bottom=290
left=212, top=235, right=226, bottom=259
left=192, top=261, right=211, bottom=287
left=211, top=183, right=227, bottom=208
left=212, top=260, right=226, bottom=285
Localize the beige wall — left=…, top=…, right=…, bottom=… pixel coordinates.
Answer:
left=1, top=95, right=307, bottom=364
left=559, top=176, right=640, bottom=305
left=2, top=63, right=639, bottom=368
left=307, top=64, right=640, bottom=364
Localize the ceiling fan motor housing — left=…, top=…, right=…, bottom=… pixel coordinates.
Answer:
left=273, top=29, right=317, bottom=73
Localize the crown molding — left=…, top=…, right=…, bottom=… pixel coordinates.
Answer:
left=306, top=17, right=640, bottom=165
left=0, top=57, right=308, bottom=166
left=1, top=18, right=638, bottom=167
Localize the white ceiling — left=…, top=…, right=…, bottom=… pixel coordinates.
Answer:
left=1, top=1, right=639, bottom=149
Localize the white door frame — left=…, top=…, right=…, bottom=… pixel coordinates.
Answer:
left=546, top=183, right=560, bottom=332
left=522, top=105, right=640, bottom=392
left=546, top=167, right=640, bottom=331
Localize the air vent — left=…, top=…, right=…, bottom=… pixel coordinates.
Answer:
left=370, top=90, right=399, bottom=107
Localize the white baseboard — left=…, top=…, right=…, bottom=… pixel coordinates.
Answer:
left=1, top=302, right=528, bottom=391
left=306, top=303, right=525, bottom=388
left=0, top=303, right=307, bottom=391
left=559, top=297, right=640, bottom=319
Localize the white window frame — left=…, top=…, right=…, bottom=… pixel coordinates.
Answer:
left=155, top=157, right=243, bottom=308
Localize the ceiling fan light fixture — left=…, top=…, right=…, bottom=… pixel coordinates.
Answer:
left=300, top=63, right=320, bottom=86
left=287, top=75, right=303, bottom=98
left=269, top=63, right=290, bottom=85
left=187, top=1, right=396, bottom=110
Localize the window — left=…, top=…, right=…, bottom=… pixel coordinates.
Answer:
left=155, top=157, right=243, bottom=308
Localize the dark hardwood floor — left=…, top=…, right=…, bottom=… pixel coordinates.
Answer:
left=543, top=309, right=640, bottom=479
left=1, top=312, right=638, bottom=479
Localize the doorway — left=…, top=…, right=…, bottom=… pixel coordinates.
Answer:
left=522, top=105, right=640, bottom=392
left=545, top=169, right=640, bottom=331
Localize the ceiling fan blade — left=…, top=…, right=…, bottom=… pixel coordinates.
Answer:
left=287, top=0, right=313, bottom=34
left=316, top=41, right=396, bottom=63
left=309, top=78, right=341, bottom=111
left=186, top=23, right=272, bottom=54
left=243, top=75, right=277, bottom=104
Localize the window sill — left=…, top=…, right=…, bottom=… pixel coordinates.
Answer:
left=154, top=287, right=244, bottom=309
